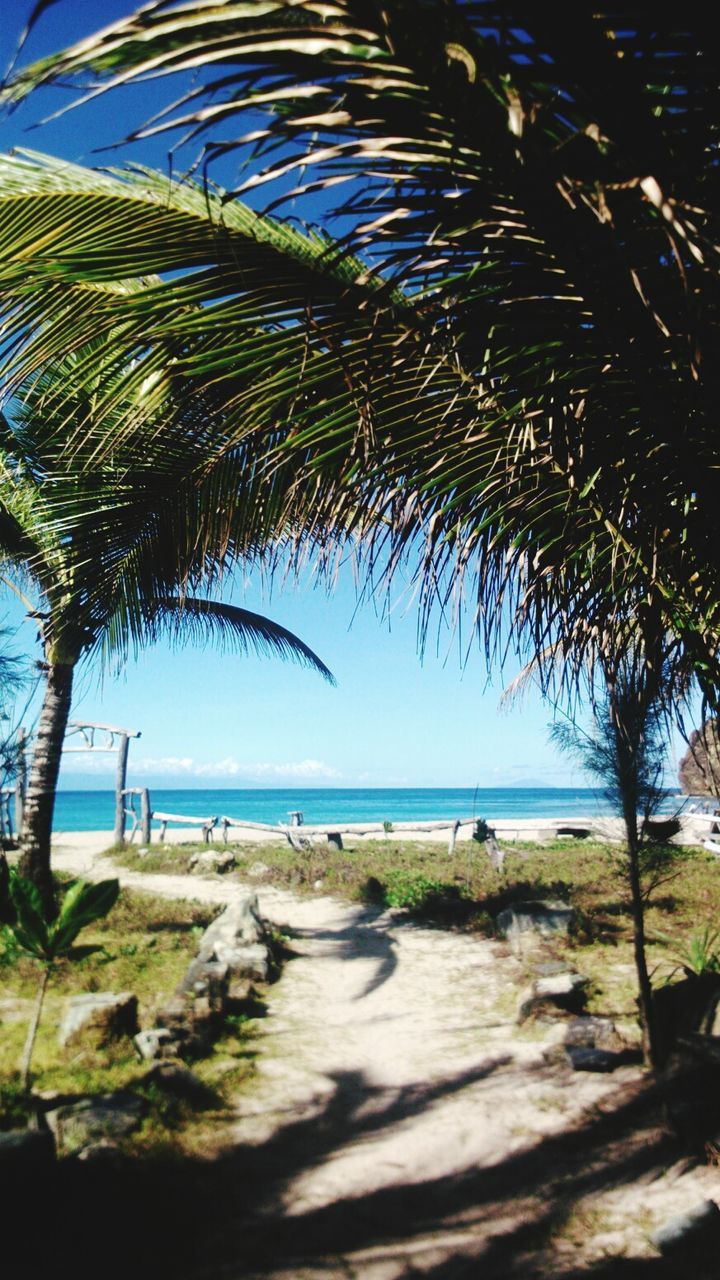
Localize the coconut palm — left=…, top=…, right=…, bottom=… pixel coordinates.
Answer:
left=3, top=5, right=717, bottom=710
left=0, top=351, right=334, bottom=917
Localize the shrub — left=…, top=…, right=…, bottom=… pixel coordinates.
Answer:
left=383, top=871, right=452, bottom=910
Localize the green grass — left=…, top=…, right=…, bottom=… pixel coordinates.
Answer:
left=117, top=834, right=720, bottom=1027
left=0, top=881, right=261, bottom=1150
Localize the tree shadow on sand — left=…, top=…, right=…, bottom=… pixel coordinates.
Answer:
left=286, top=903, right=400, bottom=1000
left=13, top=1053, right=708, bottom=1280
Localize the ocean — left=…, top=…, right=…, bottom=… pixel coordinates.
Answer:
left=50, top=786, right=621, bottom=833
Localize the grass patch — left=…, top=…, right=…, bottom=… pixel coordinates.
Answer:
left=116, top=834, right=720, bottom=1029
left=0, top=879, right=262, bottom=1151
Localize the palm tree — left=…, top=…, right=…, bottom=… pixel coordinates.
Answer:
left=0, top=352, right=334, bottom=917
left=3, top=6, right=717, bottom=711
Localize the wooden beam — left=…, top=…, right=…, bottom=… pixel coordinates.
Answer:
left=114, top=734, right=129, bottom=846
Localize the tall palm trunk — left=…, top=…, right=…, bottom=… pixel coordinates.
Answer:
left=19, top=660, right=74, bottom=918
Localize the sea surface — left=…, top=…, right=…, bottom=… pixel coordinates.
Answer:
left=50, top=786, right=624, bottom=833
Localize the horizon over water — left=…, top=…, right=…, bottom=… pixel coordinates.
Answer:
left=50, top=786, right=620, bottom=832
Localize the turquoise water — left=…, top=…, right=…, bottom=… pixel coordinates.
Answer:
left=50, top=786, right=618, bottom=832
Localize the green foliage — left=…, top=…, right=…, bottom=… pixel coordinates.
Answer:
left=4, top=10, right=719, bottom=710
left=550, top=677, right=669, bottom=836
left=0, top=1080, right=32, bottom=1131
left=668, top=927, right=720, bottom=979
left=3, top=871, right=119, bottom=963
left=3, top=870, right=120, bottom=1092
left=473, top=819, right=491, bottom=843
left=382, top=871, right=453, bottom=911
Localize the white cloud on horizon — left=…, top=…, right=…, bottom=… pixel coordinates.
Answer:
left=60, top=754, right=342, bottom=781
left=140, top=755, right=341, bottom=781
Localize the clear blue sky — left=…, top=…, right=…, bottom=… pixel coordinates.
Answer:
left=0, top=0, right=687, bottom=792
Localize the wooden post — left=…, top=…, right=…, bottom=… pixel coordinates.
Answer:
left=114, top=733, right=129, bottom=846
left=447, top=820, right=460, bottom=856
left=140, top=788, right=152, bottom=844
left=15, top=728, right=26, bottom=837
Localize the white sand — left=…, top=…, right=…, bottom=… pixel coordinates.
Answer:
left=47, top=830, right=718, bottom=1277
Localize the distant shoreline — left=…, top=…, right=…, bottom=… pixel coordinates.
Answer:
left=46, top=784, right=693, bottom=836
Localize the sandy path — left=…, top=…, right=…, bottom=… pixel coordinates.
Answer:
left=50, top=832, right=718, bottom=1278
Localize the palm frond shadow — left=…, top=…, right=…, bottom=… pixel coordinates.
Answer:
left=290, top=902, right=399, bottom=1000
left=12, top=1051, right=700, bottom=1279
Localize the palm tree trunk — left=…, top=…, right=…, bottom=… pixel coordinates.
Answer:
left=19, top=661, right=74, bottom=918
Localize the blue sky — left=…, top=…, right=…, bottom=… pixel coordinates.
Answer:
left=0, top=1, right=686, bottom=792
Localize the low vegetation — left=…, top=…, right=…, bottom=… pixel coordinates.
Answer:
left=3, top=835, right=717, bottom=1151
left=117, top=835, right=720, bottom=1027
left=0, top=880, right=262, bottom=1149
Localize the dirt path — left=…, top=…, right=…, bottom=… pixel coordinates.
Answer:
left=50, top=833, right=718, bottom=1278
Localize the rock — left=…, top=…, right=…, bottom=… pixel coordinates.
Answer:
left=565, top=1045, right=623, bottom=1072
left=216, top=943, right=269, bottom=982
left=154, top=1000, right=202, bottom=1055
left=134, top=1027, right=181, bottom=1061
left=247, top=861, right=270, bottom=879
left=189, top=850, right=236, bottom=874
left=227, top=977, right=254, bottom=1003
left=196, top=896, right=271, bottom=981
left=0, top=1129, right=55, bottom=1174
left=59, top=992, right=139, bottom=1050
left=162, top=959, right=229, bottom=1054
left=142, top=1062, right=216, bottom=1107
left=156, top=996, right=188, bottom=1029
left=177, top=958, right=229, bottom=1008
left=496, top=900, right=574, bottom=954
left=199, top=896, right=267, bottom=952
left=653, top=974, right=720, bottom=1063
left=46, top=1091, right=143, bottom=1154
left=651, top=1200, right=720, bottom=1256
left=532, top=960, right=569, bottom=978
left=678, top=720, right=720, bottom=797
left=518, top=972, right=589, bottom=1022
left=76, top=1140, right=121, bottom=1163
left=564, top=1015, right=622, bottom=1050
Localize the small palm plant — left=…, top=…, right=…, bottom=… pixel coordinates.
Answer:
left=669, top=927, right=720, bottom=980
left=1, top=871, right=119, bottom=1091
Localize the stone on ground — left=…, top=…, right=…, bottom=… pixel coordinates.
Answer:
left=46, top=1091, right=144, bottom=1154
left=59, top=992, right=139, bottom=1050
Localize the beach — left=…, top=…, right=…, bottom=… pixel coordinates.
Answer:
left=50, top=811, right=709, bottom=856
left=43, top=825, right=717, bottom=1276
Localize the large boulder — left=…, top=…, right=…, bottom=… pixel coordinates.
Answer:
left=564, top=1015, right=624, bottom=1051
left=517, top=971, right=589, bottom=1022
left=189, top=850, right=236, bottom=875
left=59, top=992, right=139, bottom=1050
left=142, top=1061, right=217, bottom=1107
left=679, top=721, right=720, bottom=796
left=45, top=1091, right=143, bottom=1154
left=196, top=895, right=271, bottom=981
left=134, top=1027, right=181, bottom=1062
left=652, top=974, right=720, bottom=1063
left=497, top=900, right=574, bottom=955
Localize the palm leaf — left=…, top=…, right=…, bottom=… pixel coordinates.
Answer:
left=137, top=595, right=335, bottom=682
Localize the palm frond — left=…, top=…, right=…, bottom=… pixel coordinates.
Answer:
left=1, top=0, right=720, bottom=715
left=128, top=594, right=335, bottom=682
